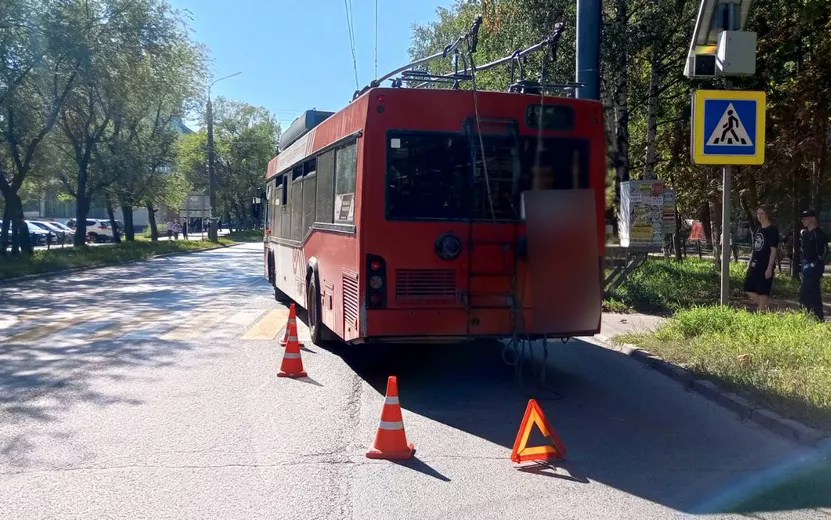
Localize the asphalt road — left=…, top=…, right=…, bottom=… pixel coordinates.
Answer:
left=1, top=243, right=829, bottom=519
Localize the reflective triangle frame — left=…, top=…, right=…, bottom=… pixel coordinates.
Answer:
left=510, top=399, right=567, bottom=463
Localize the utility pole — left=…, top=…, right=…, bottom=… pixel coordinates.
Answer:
left=576, top=0, right=601, bottom=100
left=206, top=72, right=242, bottom=242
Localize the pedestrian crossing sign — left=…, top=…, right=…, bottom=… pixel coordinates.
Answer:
left=692, top=89, right=766, bottom=165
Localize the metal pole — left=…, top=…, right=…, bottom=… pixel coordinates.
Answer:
left=207, top=95, right=217, bottom=242
left=576, top=0, right=601, bottom=100
left=720, top=76, right=735, bottom=306
left=205, top=72, right=242, bottom=243
left=721, top=165, right=731, bottom=305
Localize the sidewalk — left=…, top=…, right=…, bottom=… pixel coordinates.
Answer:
left=595, top=312, right=667, bottom=344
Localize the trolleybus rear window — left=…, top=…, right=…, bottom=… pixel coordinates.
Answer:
left=385, top=131, right=589, bottom=221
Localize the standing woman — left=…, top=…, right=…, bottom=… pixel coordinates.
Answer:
left=744, top=205, right=779, bottom=311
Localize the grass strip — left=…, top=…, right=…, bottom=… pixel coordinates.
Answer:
left=617, top=306, right=831, bottom=430
left=0, top=239, right=234, bottom=280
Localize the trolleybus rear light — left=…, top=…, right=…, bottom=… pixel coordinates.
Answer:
left=377, top=95, right=385, bottom=103
left=365, top=254, right=387, bottom=309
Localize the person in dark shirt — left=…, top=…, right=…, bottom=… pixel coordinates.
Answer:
left=799, top=209, right=827, bottom=321
left=743, top=205, right=779, bottom=311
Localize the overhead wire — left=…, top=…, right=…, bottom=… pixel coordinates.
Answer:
left=343, top=0, right=360, bottom=90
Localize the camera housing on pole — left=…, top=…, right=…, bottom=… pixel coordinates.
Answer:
left=684, top=0, right=756, bottom=79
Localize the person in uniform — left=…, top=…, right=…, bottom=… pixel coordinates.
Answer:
left=799, top=209, right=827, bottom=321
left=743, top=205, right=779, bottom=312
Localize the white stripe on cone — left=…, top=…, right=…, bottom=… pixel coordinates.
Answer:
left=384, top=396, right=399, bottom=405
left=284, top=353, right=301, bottom=359
left=378, top=420, right=404, bottom=430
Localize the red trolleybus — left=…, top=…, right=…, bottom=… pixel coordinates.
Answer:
left=264, top=23, right=604, bottom=345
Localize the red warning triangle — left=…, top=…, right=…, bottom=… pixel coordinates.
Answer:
left=510, top=399, right=567, bottom=463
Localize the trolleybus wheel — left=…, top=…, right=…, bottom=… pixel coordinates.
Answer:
left=307, top=277, right=322, bottom=345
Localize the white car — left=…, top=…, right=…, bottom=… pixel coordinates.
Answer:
left=66, top=218, right=115, bottom=243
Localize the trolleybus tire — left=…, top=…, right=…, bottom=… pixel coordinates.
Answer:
left=306, top=277, right=323, bottom=345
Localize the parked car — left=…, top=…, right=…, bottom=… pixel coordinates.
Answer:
left=0, top=219, right=48, bottom=246
left=66, top=218, right=115, bottom=243
left=47, top=221, right=75, bottom=241
left=34, top=221, right=74, bottom=244
left=25, top=221, right=59, bottom=244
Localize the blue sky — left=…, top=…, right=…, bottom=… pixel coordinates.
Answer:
left=170, top=0, right=448, bottom=129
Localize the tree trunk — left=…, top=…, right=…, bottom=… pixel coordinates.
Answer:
left=674, top=203, right=683, bottom=262
left=6, top=192, right=32, bottom=255
left=146, top=202, right=159, bottom=242
left=613, top=0, right=630, bottom=189
left=814, top=113, right=827, bottom=211
left=701, top=201, right=713, bottom=249
left=0, top=196, right=11, bottom=255
left=739, top=186, right=757, bottom=234
left=710, top=199, right=722, bottom=269
left=73, top=164, right=90, bottom=247
left=791, top=166, right=804, bottom=279
left=121, top=203, right=135, bottom=241
left=106, top=197, right=121, bottom=243
left=642, top=53, right=660, bottom=180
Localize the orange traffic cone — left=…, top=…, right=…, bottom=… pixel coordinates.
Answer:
left=280, top=303, right=297, bottom=347
left=366, top=376, right=415, bottom=460
left=277, top=318, right=307, bottom=378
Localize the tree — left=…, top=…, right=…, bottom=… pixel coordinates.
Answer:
left=55, top=0, right=204, bottom=246
left=0, top=0, right=80, bottom=254
left=211, top=98, right=279, bottom=229
left=176, top=101, right=279, bottom=231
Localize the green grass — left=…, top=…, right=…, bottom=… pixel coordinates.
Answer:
left=0, top=239, right=234, bottom=280
left=618, top=306, right=831, bottom=429
left=609, top=257, right=828, bottom=314
left=226, top=229, right=264, bottom=242
left=602, top=297, right=633, bottom=313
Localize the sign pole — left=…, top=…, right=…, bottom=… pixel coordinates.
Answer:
left=720, top=78, right=733, bottom=306
left=720, top=165, right=731, bottom=305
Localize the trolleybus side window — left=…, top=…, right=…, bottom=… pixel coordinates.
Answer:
left=334, top=141, right=357, bottom=224
left=302, top=158, right=317, bottom=238
left=280, top=174, right=291, bottom=239
left=290, top=165, right=304, bottom=241
left=269, top=178, right=283, bottom=235
left=316, top=150, right=335, bottom=224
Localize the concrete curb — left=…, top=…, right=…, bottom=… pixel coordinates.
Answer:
left=592, top=333, right=829, bottom=447
left=0, top=242, right=245, bottom=286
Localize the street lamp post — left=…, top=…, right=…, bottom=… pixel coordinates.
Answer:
left=207, top=72, right=242, bottom=242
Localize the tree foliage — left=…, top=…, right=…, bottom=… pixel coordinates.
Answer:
left=176, top=98, right=280, bottom=230
left=0, top=0, right=209, bottom=251
left=409, top=0, right=831, bottom=252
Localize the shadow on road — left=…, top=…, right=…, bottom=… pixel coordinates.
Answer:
left=0, top=336, right=197, bottom=469
left=326, top=338, right=831, bottom=515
